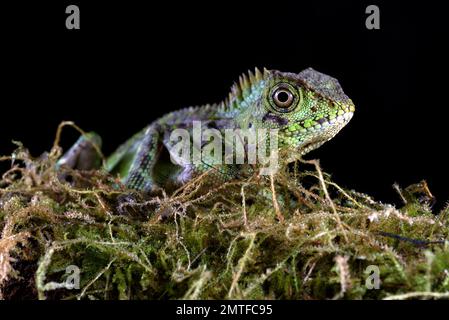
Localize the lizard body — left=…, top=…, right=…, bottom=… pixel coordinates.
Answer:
left=57, top=68, right=355, bottom=193
left=56, top=69, right=448, bottom=247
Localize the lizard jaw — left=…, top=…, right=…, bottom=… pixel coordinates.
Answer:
left=297, top=111, right=354, bottom=157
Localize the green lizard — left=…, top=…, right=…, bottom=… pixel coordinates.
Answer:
left=57, top=68, right=355, bottom=193
left=56, top=68, right=447, bottom=246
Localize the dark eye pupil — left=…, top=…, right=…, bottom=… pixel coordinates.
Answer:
left=277, top=91, right=289, bottom=103
left=271, top=85, right=298, bottom=111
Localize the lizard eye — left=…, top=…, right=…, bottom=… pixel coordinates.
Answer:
left=273, top=88, right=294, bottom=109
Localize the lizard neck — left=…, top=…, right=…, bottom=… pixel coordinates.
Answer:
left=218, top=77, right=267, bottom=130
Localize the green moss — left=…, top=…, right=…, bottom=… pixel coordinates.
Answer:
left=1, top=130, right=449, bottom=300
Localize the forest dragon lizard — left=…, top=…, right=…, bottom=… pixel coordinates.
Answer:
left=56, top=67, right=447, bottom=246
left=57, top=68, right=355, bottom=193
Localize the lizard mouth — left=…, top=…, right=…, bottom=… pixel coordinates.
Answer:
left=299, top=140, right=327, bottom=155
left=282, top=110, right=354, bottom=162
left=304, top=111, right=353, bottom=133
left=299, top=111, right=354, bottom=155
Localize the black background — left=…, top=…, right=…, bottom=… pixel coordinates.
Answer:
left=1, top=0, right=448, bottom=209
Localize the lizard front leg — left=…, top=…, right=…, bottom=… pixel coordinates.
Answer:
left=123, top=124, right=164, bottom=193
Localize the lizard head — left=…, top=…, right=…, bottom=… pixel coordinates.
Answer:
left=231, top=68, right=355, bottom=163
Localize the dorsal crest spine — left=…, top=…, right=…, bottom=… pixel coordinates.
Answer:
left=221, top=67, right=268, bottom=111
